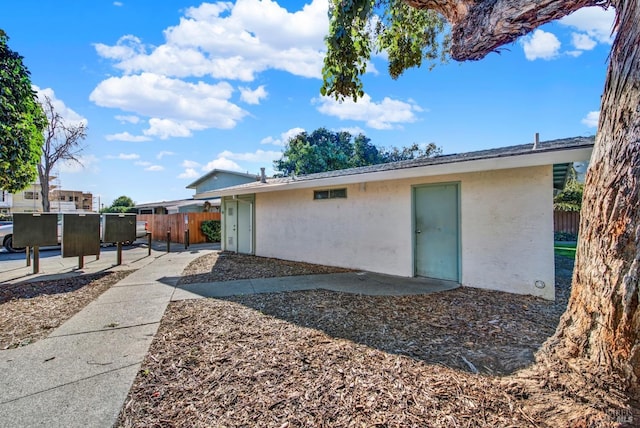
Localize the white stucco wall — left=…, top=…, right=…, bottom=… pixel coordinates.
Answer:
left=458, top=167, right=555, bottom=299
left=254, top=165, right=555, bottom=299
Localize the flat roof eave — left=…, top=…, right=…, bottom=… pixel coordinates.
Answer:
left=216, top=145, right=593, bottom=197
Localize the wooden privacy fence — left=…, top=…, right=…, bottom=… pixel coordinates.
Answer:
left=138, top=212, right=221, bottom=244
left=554, top=210, right=581, bottom=235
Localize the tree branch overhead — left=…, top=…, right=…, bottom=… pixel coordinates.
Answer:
left=404, top=0, right=608, bottom=60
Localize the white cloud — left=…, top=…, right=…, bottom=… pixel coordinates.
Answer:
left=261, top=127, right=305, bottom=146
left=559, top=6, right=615, bottom=44
left=522, top=30, right=561, bottom=61
left=106, top=153, right=140, bottom=160
left=566, top=50, right=583, bottom=58
left=145, top=165, right=164, bottom=171
left=571, top=33, right=597, bottom=51
left=33, top=86, right=88, bottom=127
left=143, top=118, right=196, bottom=139
left=113, top=1, right=123, bottom=6
left=218, top=149, right=282, bottom=163
left=178, top=168, right=200, bottom=179
left=58, top=154, right=99, bottom=174
left=115, top=114, right=140, bottom=124
left=94, top=0, right=328, bottom=81
left=181, top=160, right=201, bottom=168
left=239, top=85, right=268, bottom=104
left=315, top=94, right=422, bottom=130
left=90, top=73, right=247, bottom=138
left=94, top=35, right=145, bottom=61
left=156, top=150, right=175, bottom=159
left=338, top=126, right=366, bottom=136
left=178, top=160, right=202, bottom=179
left=134, top=160, right=152, bottom=166
left=105, top=132, right=152, bottom=142
left=203, top=157, right=243, bottom=172
left=92, top=1, right=329, bottom=140
left=582, top=110, right=600, bottom=128
left=196, top=149, right=281, bottom=177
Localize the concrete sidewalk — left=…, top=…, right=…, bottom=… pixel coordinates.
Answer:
left=0, top=246, right=216, bottom=428
left=173, top=271, right=459, bottom=300
left=0, top=244, right=160, bottom=285
left=0, top=248, right=458, bottom=428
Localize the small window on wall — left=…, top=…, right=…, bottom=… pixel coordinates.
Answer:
left=314, top=188, right=347, bottom=200
left=24, top=191, right=38, bottom=200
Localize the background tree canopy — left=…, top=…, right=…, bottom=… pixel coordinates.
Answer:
left=273, top=127, right=441, bottom=176
left=101, top=195, right=136, bottom=213
left=553, top=171, right=584, bottom=212
left=0, top=30, right=47, bottom=193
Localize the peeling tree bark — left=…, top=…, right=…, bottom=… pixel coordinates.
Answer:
left=405, top=0, right=640, bottom=402
left=543, top=0, right=640, bottom=401
left=406, top=0, right=606, bottom=59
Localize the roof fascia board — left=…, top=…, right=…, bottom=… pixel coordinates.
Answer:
left=215, top=146, right=592, bottom=197
left=186, top=169, right=258, bottom=189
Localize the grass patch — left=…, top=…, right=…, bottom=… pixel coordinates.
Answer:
left=555, top=242, right=576, bottom=259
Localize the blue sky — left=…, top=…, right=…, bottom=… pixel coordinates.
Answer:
left=2, top=1, right=613, bottom=208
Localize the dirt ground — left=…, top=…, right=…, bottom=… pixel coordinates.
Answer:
left=1, top=252, right=635, bottom=426
left=117, top=253, right=637, bottom=427
left=0, top=270, right=133, bottom=349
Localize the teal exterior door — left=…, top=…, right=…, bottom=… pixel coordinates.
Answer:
left=237, top=200, right=253, bottom=254
left=223, top=198, right=253, bottom=254
left=224, top=200, right=238, bottom=252
left=414, top=183, right=460, bottom=281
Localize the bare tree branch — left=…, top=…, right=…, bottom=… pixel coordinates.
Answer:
left=38, top=95, right=88, bottom=212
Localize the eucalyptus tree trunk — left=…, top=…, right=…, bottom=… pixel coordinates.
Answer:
left=539, top=0, right=639, bottom=400
left=406, top=0, right=639, bottom=401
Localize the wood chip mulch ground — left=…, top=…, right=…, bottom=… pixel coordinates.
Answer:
left=0, top=270, right=133, bottom=349
left=117, top=253, right=636, bottom=427
left=178, top=252, right=354, bottom=285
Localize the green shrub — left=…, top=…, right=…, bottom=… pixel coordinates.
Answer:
left=553, top=176, right=583, bottom=212
left=554, top=231, right=578, bottom=241
left=201, top=220, right=221, bottom=242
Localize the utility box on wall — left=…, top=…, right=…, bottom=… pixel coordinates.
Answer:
left=102, top=213, right=136, bottom=243
left=12, top=213, right=59, bottom=247
left=61, top=213, right=100, bottom=258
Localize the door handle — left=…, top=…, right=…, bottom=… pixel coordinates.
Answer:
left=416, top=229, right=421, bottom=234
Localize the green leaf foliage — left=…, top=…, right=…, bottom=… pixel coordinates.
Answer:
left=273, top=127, right=441, bottom=176
left=554, top=175, right=584, bottom=212
left=201, top=220, right=221, bottom=242
left=0, top=30, right=47, bottom=193
left=322, top=0, right=450, bottom=100
left=101, top=195, right=137, bottom=213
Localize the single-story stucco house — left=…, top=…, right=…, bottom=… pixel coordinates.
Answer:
left=215, top=136, right=594, bottom=300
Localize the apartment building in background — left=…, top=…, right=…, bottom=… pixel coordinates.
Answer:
left=50, top=189, right=94, bottom=212
left=0, top=190, right=11, bottom=215
left=1, top=182, right=94, bottom=213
